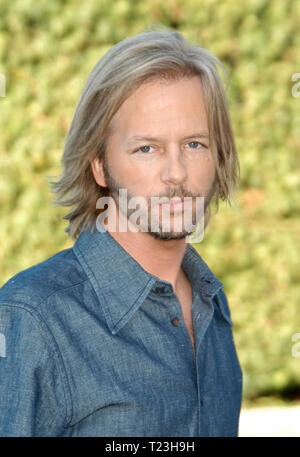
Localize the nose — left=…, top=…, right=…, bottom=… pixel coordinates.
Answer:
left=160, top=148, right=188, bottom=186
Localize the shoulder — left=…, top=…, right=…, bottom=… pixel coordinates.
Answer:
left=0, top=247, right=88, bottom=313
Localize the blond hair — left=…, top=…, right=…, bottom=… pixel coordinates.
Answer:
left=49, top=28, right=240, bottom=240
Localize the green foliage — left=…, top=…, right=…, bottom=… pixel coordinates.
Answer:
left=0, top=0, right=299, bottom=403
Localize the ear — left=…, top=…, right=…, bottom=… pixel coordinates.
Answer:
left=90, top=156, right=107, bottom=188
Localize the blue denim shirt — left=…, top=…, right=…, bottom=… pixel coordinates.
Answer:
left=0, top=227, right=242, bottom=437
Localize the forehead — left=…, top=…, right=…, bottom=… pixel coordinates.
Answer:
left=109, top=76, right=208, bottom=139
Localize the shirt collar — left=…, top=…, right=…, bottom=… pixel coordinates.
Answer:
left=73, top=227, right=224, bottom=334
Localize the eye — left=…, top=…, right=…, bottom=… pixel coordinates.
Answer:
left=187, top=141, right=206, bottom=150
left=136, top=145, right=153, bottom=153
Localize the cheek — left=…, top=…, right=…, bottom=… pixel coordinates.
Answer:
left=108, top=161, right=156, bottom=198
left=191, top=156, right=216, bottom=188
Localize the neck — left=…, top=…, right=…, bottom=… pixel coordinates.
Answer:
left=107, top=227, right=188, bottom=292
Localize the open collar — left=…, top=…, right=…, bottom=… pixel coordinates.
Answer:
left=73, top=227, right=224, bottom=334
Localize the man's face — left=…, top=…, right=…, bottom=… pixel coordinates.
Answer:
left=92, top=76, right=217, bottom=240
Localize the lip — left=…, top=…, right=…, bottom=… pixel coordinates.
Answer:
left=159, top=198, right=192, bottom=214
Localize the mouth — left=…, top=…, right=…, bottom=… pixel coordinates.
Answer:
left=159, top=197, right=193, bottom=214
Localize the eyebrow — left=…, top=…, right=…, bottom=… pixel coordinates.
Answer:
left=129, top=132, right=209, bottom=143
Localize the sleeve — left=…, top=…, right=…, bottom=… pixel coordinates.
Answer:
left=0, top=304, right=69, bottom=437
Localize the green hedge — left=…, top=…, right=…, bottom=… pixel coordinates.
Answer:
left=1, top=0, right=300, bottom=403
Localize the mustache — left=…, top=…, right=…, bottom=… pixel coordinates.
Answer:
left=153, top=186, right=203, bottom=200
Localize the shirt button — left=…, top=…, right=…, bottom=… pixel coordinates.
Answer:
left=172, top=317, right=180, bottom=326
left=156, top=286, right=166, bottom=294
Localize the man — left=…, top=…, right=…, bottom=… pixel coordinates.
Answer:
left=0, top=29, right=242, bottom=437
